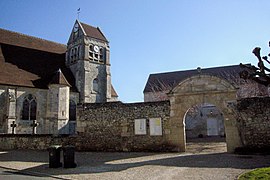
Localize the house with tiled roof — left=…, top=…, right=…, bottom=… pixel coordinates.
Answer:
left=143, top=64, right=267, bottom=138
left=143, top=64, right=267, bottom=102
left=0, top=20, right=118, bottom=134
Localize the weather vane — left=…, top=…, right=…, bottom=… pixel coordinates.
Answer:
left=77, top=8, right=81, bottom=20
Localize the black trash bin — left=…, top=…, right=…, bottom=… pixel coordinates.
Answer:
left=63, top=145, right=77, bottom=168
left=48, top=145, right=62, bottom=168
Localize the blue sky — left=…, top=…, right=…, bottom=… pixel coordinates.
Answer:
left=1, top=0, right=270, bottom=102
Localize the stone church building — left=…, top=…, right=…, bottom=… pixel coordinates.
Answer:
left=1, top=20, right=269, bottom=153
left=0, top=20, right=118, bottom=134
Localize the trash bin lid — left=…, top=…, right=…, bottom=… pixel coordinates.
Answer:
left=49, top=145, right=62, bottom=149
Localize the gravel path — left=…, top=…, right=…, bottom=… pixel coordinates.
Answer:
left=0, top=138, right=269, bottom=180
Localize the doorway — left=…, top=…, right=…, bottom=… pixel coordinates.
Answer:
left=185, top=103, right=225, bottom=139
left=207, top=118, right=219, bottom=136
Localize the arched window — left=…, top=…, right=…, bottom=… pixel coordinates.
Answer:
left=22, top=94, right=37, bottom=120
left=93, top=78, right=99, bottom=92
left=89, top=45, right=94, bottom=60
left=69, top=100, right=76, bottom=121
left=74, top=48, right=77, bottom=59
left=71, top=49, right=74, bottom=62
left=99, top=48, right=104, bottom=61
left=77, top=46, right=80, bottom=59
left=89, top=44, right=94, bottom=51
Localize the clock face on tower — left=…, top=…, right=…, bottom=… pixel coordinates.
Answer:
left=73, top=23, right=79, bottom=32
left=94, top=45, right=99, bottom=53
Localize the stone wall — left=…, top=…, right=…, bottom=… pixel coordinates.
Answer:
left=76, top=101, right=172, bottom=151
left=0, top=134, right=75, bottom=150
left=0, top=101, right=171, bottom=151
left=236, top=97, right=270, bottom=149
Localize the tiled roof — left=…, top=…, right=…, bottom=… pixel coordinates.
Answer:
left=0, top=28, right=66, bottom=53
left=144, top=65, right=245, bottom=93
left=80, top=22, right=108, bottom=42
left=0, top=43, right=77, bottom=91
left=0, top=28, right=74, bottom=89
left=50, top=69, right=71, bottom=87
left=0, top=27, right=117, bottom=97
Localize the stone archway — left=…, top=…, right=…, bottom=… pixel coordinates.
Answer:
left=168, top=75, right=243, bottom=153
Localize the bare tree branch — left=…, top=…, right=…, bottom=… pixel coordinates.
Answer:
left=147, top=79, right=176, bottom=101
left=240, top=41, right=270, bottom=86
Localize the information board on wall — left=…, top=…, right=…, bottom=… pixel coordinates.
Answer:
left=134, top=119, right=146, bottom=135
left=150, top=118, right=162, bottom=136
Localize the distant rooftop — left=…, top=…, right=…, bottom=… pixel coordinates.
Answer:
left=144, top=64, right=246, bottom=93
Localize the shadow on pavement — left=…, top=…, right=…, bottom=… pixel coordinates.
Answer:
left=2, top=151, right=270, bottom=178
left=0, top=139, right=270, bottom=178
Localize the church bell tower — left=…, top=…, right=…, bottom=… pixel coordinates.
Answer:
left=66, top=20, right=112, bottom=103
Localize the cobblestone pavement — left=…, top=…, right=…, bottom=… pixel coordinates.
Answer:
left=0, top=138, right=270, bottom=180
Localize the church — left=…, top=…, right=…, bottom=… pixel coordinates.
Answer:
left=0, top=20, right=118, bottom=134
left=1, top=20, right=269, bottom=153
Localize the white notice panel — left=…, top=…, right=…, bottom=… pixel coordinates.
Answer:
left=134, top=119, right=146, bottom=135
left=150, top=118, right=162, bottom=136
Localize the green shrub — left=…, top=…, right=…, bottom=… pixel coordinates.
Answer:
left=238, top=167, right=270, bottom=180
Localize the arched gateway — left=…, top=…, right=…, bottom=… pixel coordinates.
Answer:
left=168, top=74, right=242, bottom=152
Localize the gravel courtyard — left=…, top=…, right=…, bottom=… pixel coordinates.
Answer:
left=0, top=138, right=270, bottom=180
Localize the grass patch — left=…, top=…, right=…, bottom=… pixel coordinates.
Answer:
left=238, top=167, right=270, bottom=180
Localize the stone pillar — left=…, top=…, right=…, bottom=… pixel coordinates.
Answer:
left=170, top=121, right=186, bottom=151
left=57, top=86, right=70, bottom=134
left=48, top=85, right=70, bottom=134
left=106, top=65, right=111, bottom=101
left=105, top=47, right=111, bottom=102
left=7, top=89, right=16, bottom=134
left=224, top=118, right=243, bottom=153
left=105, top=46, right=110, bottom=65
left=168, top=96, right=187, bottom=152
left=224, top=101, right=243, bottom=153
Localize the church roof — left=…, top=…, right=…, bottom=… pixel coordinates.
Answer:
left=0, top=28, right=66, bottom=53
left=80, top=22, right=108, bottom=42
left=144, top=64, right=245, bottom=93
left=49, top=69, right=71, bottom=87
left=0, top=26, right=118, bottom=97
left=0, top=28, right=76, bottom=91
left=0, top=42, right=77, bottom=91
